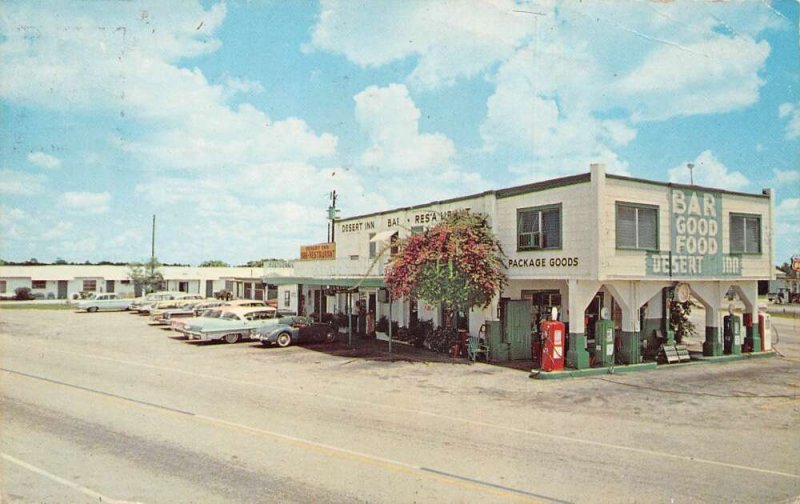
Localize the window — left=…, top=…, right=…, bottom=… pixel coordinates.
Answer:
left=32, top=280, right=46, bottom=289
left=730, top=214, right=761, bottom=254
left=178, top=281, right=189, bottom=293
left=0, top=280, right=6, bottom=293
left=517, top=205, right=561, bottom=251
left=369, top=233, right=377, bottom=258
left=410, top=226, right=424, bottom=234
left=390, top=233, right=399, bottom=255
left=82, top=279, right=97, bottom=291
left=616, top=203, right=658, bottom=250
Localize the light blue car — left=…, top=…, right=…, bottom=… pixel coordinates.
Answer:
left=180, top=307, right=281, bottom=344
left=76, top=293, right=132, bottom=312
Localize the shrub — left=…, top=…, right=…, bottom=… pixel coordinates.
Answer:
left=14, top=287, right=33, bottom=301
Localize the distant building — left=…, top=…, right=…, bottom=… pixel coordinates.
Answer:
left=0, top=264, right=293, bottom=301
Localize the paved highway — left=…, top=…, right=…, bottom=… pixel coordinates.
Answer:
left=1, top=309, right=798, bottom=503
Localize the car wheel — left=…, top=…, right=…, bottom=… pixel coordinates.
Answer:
left=224, top=333, right=241, bottom=344
left=87, top=306, right=98, bottom=313
left=325, top=330, right=336, bottom=343
left=276, top=332, right=292, bottom=348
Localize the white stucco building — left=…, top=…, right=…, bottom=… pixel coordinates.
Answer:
left=268, top=164, right=774, bottom=367
left=0, top=264, right=293, bottom=301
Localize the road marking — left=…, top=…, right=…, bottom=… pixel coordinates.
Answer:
left=1, top=452, right=143, bottom=504
left=7, top=345, right=800, bottom=481
left=1, top=368, right=557, bottom=503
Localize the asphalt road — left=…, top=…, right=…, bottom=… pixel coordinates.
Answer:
left=1, top=309, right=798, bottom=503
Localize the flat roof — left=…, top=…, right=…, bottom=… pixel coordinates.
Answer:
left=337, top=170, right=771, bottom=224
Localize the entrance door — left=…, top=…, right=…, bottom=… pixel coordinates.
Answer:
left=57, top=281, right=68, bottom=299
left=206, top=280, right=214, bottom=298
left=106, top=280, right=115, bottom=293
left=506, top=300, right=532, bottom=360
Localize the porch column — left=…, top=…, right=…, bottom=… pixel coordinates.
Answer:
left=691, top=282, right=728, bottom=357
left=566, top=280, right=601, bottom=369
left=733, top=281, right=760, bottom=353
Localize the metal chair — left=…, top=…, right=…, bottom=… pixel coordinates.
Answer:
left=467, top=335, right=489, bottom=363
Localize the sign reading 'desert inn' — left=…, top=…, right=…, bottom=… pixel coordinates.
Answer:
left=647, top=188, right=741, bottom=277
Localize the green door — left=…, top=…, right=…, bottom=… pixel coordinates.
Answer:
left=506, top=300, right=532, bottom=360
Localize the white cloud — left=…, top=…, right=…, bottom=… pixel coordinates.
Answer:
left=61, top=191, right=111, bottom=214
left=668, top=151, right=749, bottom=191
left=308, top=0, right=534, bottom=89
left=41, top=221, right=74, bottom=241
left=0, top=169, right=47, bottom=195
left=27, top=152, right=61, bottom=169
left=778, top=102, right=800, bottom=140
left=772, top=169, right=800, bottom=185
left=775, top=198, right=800, bottom=261
left=617, top=36, right=770, bottom=122
left=354, top=84, right=455, bottom=172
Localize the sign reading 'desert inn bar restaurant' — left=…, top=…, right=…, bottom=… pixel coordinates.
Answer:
left=647, top=188, right=742, bottom=277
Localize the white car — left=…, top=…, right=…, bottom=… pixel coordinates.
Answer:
left=77, top=293, right=132, bottom=312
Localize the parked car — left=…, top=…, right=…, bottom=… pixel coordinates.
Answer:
left=259, top=316, right=337, bottom=348
left=150, top=301, right=219, bottom=325
left=180, top=306, right=280, bottom=343
left=129, top=291, right=185, bottom=311
left=138, top=293, right=205, bottom=315
left=170, top=308, right=225, bottom=333
left=76, top=293, right=133, bottom=312
left=222, top=299, right=269, bottom=308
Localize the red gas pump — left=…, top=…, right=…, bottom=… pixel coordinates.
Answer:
left=541, top=319, right=566, bottom=372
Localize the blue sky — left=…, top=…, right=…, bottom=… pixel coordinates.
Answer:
left=1, top=0, right=798, bottom=265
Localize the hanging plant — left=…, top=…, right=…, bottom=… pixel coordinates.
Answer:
left=384, top=210, right=507, bottom=312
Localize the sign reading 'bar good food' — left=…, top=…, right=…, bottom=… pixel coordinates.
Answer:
left=647, top=188, right=741, bottom=277
left=300, top=242, right=336, bottom=260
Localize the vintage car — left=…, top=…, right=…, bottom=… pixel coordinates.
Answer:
left=138, top=293, right=205, bottom=315
left=150, top=301, right=222, bottom=325
left=259, top=316, right=337, bottom=348
left=147, top=297, right=216, bottom=322
left=222, top=299, right=269, bottom=308
left=76, top=293, right=133, bottom=312
left=180, top=306, right=280, bottom=343
left=170, top=308, right=225, bottom=333
left=129, top=291, right=185, bottom=311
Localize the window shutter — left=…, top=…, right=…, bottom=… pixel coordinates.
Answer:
left=638, top=207, right=657, bottom=249
left=730, top=216, right=745, bottom=253
left=616, top=206, right=636, bottom=248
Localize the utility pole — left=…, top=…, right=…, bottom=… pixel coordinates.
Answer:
left=150, top=214, right=156, bottom=283
left=327, top=190, right=339, bottom=243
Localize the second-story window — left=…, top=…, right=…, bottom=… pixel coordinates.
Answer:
left=517, top=205, right=561, bottom=251
left=616, top=203, right=658, bottom=250
left=730, top=214, right=761, bottom=254
left=369, top=233, right=377, bottom=258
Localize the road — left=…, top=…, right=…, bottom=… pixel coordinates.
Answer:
left=1, top=309, right=798, bottom=503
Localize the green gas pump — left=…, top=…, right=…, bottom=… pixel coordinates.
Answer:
left=594, top=317, right=614, bottom=367
left=723, top=312, right=742, bottom=355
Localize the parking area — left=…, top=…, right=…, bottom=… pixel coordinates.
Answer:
left=1, top=308, right=799, bottom=503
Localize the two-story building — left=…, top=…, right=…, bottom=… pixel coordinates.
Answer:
left=267, top=164, right=774, bottom=368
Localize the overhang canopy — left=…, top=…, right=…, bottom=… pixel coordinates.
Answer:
left=369, top=230, right=398, bottom=243
left=264, top=276, right=385, bottom=289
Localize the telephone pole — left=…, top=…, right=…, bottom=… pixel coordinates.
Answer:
left=150, top=214, right=156, bottom=277
left=327, top=190, right=339, bottom=243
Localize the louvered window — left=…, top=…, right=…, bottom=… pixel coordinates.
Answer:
left=517, top=205, right=561, bottom=251
left=730, top=214, right=761, bottom=254
left=616, top=203, right=658, bottom=250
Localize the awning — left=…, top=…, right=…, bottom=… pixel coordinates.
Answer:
left=369, top=230, right=398, bottom=243
left=263, top=276, right=385, bottom=289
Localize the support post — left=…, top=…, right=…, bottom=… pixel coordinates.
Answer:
left=388, top=293, right=392, bottom=354
left=347, top=291, right=352, bottom=346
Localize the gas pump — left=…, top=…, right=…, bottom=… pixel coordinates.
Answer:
left=541, top=308, right=565, bottom=372
left=723, top=308, right=742, bottom=355
left=759, top=313, right=771, bottom=351
left=593, top=308, right=614, bottom=367
left=742, top=313, right=761, bottom=353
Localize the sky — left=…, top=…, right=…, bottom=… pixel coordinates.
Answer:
left=1, top=0, right=798, bottom=266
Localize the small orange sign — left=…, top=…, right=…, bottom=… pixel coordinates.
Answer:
left=300, top=242, right=336, bottom=260
left=792, top=254, right=800, bottom=272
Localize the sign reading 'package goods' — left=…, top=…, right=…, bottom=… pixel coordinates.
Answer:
left=647, top=188, right=741, bottom=277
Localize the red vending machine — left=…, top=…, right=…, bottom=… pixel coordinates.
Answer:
left=541, top=319, right=565, bottom=372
